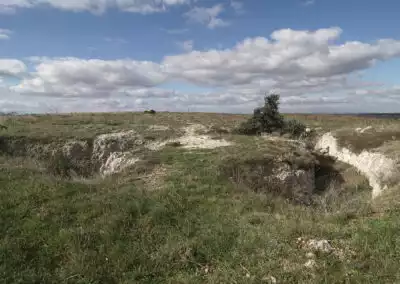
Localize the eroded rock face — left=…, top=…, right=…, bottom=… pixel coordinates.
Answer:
left=316, top=132, right=397, bottom=198
left=92, top=131, right=142, bottom=162
left=273, top=165, right=315, bottom=204
left=100, top=152, right=140, bottom=176
left=92, top=130, right=144, bottom=174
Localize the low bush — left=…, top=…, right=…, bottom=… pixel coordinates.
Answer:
left=283, top=119, right=307, bottom=138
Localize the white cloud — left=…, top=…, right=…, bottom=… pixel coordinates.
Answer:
left=13, top=57, right=167, bottom=96
left=0, top=29, right=12, bottom=40
left=0, top=0, right=190, bottom=14
left=0, top=59, right=27, bottom=78
left=163, top=27, right=400, bottom=88
left=230, top=1, right=244, bottom=14
left=4, top=27, right=400, bottom=113
left=184, top=4, right=230, bottom=29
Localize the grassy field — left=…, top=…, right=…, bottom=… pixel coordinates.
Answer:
left=1, top=112, right=400, bottom=283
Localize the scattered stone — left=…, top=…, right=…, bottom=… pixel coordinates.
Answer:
left=297, top=237, right=356, bottom=266
left=297, top=237, right=333, bottom=253
left=307, top=239, right=333, bottom=253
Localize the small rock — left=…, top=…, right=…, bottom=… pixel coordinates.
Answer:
left=306, top=252, right=316, bottom=259
left=304, top=259, right=316, bottom=269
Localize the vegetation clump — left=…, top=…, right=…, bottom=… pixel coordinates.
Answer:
left=283, top=118, right=307, bottom=137
left=234, top=93, right=307, bottom=137
left=144, top=109, right=156, bottom=114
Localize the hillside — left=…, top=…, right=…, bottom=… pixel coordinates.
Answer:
left=1, top=112, right=400, bottom=283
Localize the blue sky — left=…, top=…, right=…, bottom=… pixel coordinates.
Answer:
left=1, top=0, right=400, bottom=113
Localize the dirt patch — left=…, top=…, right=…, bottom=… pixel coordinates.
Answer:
left=146, top=124, right=232, bottom=151
left=335, top=128, right=400, bottom=153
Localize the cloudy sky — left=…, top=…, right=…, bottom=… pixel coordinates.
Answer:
left=1, top=0, right=400, bottom=114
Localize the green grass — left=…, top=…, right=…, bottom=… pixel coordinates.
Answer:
left=1, top=113, right=400, bottom=283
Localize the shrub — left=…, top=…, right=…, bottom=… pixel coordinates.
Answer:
left=283, top=119, right=307, bottom=138
left=233, top=117, right=261, bottom=135
left=234, top=93, right=284, bottom=135
left=234, top=92, right=307, bottom=138
left=144, top=109, right=156, bottom=114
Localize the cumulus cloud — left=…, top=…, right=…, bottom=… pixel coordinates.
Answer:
left=184, top=4, right=229, bottom=29
left=163, top=27, right=400, bottom=89
left=0, top=0, right=190, bottom=14
left=4, top=27, right=400, bottom=113
left=12, top=57, right=167, bottom=96
left=0, top=29, right=12, bottom=40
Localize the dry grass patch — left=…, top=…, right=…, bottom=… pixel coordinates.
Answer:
left=334, top=128, right=400, bottom=153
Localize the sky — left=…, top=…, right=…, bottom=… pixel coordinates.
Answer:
left=1, top=0, right=400, bottom=114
